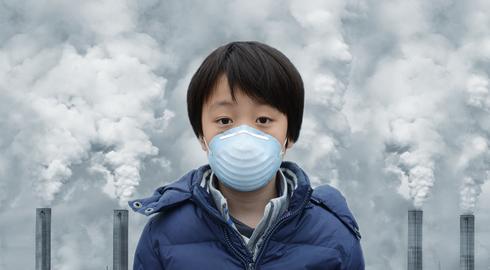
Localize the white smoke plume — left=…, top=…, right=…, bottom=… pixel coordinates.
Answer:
left=0, top=0, right=174, bottom=207
left=458, top=76, right=490, bottom=214
left=456, top=0, right=490, bottom=214
left=384, top=118, right=445, bottom=209
left=369, top=52, right=449, bottom=209
left=287, top=0, right=352, bottom=188
left=342, top=0, right=490, bottom=267
left=466, top=75, right=490, bottom=112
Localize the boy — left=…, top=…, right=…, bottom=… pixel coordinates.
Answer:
left=128, top=41, right=364, bottom=269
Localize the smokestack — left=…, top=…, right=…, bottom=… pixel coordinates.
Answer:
left=113, top=210, right=128, bottom=270
left=460, top=214, right=475, bottom=270
left=36, top=208, right=51, bottom=270
left=408, top=209, right=423, bottom=270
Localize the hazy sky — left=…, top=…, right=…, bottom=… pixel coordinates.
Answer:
left=1, top=0, right=489, bottom=269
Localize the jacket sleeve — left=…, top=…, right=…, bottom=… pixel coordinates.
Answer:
left=344, top=237, right=365, bottom=270
left=133, top=217, right=165, bottom=270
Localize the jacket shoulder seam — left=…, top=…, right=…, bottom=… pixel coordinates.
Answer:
left=146, top=215, right=169, bottom=269
left=309, top=196, right=362, bottom=240
left=147, top=216, right=161, bottom=257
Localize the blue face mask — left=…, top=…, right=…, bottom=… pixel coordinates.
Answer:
left=203, top=124, right=287, bottom=192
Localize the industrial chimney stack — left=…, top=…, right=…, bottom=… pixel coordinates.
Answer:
left=460, top=214, right=474, bottom=270
left=113, top=209, right=129, bottom=270
left=408, top=209, right=423, bottom=270
left=36, top=208, right=51, bottom=270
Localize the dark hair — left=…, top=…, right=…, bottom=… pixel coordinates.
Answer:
left=186, top=41, right=304, bottom=144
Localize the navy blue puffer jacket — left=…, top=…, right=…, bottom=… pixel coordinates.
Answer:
left=128, top=161, right=365, bottom=269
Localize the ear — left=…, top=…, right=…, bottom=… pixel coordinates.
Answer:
left=286, top=137, right=294, bottom=150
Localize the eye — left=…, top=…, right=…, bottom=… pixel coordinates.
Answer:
left=216, top=117, right=233, bottom=125
left=257, top=117, right=273, bottom=125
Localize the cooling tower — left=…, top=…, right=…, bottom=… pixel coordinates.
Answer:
left=114, top=209, right=128, bottom=270
left=408, top=209, right=423, bottom=270
left=460, top=214, right=474, bottom=270
left=36, top=208, right=51, bottom=270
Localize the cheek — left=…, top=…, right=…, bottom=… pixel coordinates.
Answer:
left=202, top=128, right=214, bottom=142
left=201, top=113, right=215, bottom=138
left=201, top=123, right=220, bottom=143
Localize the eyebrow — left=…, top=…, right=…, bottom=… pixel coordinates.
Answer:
left=209, top=98, right=270, bottom=110
left=209, top=100, right=236, bottom=110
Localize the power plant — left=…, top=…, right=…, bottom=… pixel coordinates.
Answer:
left=408, top=209, right=423, bottom=270
left=460, top=214, right=475, bottom=270
left=34, top=208, right=129, bottom=270
left=33, top=207, right=481, bottom=269
left=405, top=210, right=478, bottom=270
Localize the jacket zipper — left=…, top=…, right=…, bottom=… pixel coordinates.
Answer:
left=223, top=225, right=253, bottom=268
left=250, top=187, right=313, bottom=269
left=192, top=186, right=312, bottom=270
left=191, top=193, right=253, bottom=268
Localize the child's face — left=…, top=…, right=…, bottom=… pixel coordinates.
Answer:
left=199, top=73, right=293, bottom=154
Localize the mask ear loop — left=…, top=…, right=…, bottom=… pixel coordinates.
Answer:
left=202, top=136, right=211, bottom=155
left=280, top=138, right=288, bottom=157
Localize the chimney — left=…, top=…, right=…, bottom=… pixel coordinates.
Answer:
left=408, top=209, right=423, bottom=270
left=36, top=208, right=51, bottom=270
left=460, top=214, right=475, bottom=270
left=113, top=210, right=128, bottom=270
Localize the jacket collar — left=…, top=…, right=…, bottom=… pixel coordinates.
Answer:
left=127, top=161, right=361, bottom=240
left=128, top=161, right=313, bottom=217
left=127, top=169, right=194, bottom=216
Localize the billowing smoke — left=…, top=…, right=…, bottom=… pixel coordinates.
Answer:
left=287, top=0, right=352, bottom=188
left=458, top=75, right=490, bottom=214
left=466, top=75, right=490, bottom=111
left=457, top=0, right=490, bottom=213
left=365, top=41, right=449, bottom=210
left=341, top=0, right=490, bottom=267
left=385, top=118, right=445, bottom=209
left=0, top=0, right=174, bottom=207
